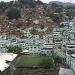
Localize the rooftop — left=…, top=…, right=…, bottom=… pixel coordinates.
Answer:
left=71, top=54, right=75, bottom=58
left=0, top=53, right=17, bottom=72
left=59, top=68, right=74, bottom=75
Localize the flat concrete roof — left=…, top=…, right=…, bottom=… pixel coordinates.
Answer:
left=0, top=53, right=17, bottom=72
left=59, top=68, right=74, bottom=75
left=71, top=54, right=75, bottom=58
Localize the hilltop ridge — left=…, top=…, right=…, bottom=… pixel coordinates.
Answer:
left=49, top=1, right=75, bottom=7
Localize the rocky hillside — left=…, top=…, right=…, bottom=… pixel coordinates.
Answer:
left=0, top=0, right=65, bottom=37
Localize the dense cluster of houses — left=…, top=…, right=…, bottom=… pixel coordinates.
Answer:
left=53, top=17, right=75, bottom=72
left=0, top=17, right=75, bottom=71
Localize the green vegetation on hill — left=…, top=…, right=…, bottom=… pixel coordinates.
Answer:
left=6, top=8, right=21, bottom=19
left=7, top=45, right=22, bottom=53
left=66, top=8, right=75, bottom=19
left=49, top=14, right=61, bottom=24
left=18, top=0, right=36, bottom=8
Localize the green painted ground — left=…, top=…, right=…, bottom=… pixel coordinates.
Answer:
left=14, top=55, right=53, bottom=68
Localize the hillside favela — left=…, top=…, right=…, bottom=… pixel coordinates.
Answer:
left=0, top=0, right=75, bottom=75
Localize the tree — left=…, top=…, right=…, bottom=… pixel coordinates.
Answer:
left=66, top=9, right=75, bottom=20
left=51, top=3, right=58, bottom=11
left=6, top=8, right=20, bottom=19
left=40, top=24, right=44, bottom=29
left=49, top=14, right=61, bottom=24
left=7, top=45, right=22, bottom=53
left=36, top=0, right=43, bottom=5
left=0, top=1, right=7, bottom=12
left=55, top=7, right=63, bottom=13
left=18, top=0, right=36, bottom=8
left=59, top=24, right=64, bottom=28
left=54, top=56, right=62, bottom=66
left=7, top=1, right=14, bottom=8
left=30, top=29, right=38, bottom=34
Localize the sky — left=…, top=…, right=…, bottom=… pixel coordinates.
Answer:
left=41, top=0, right=75, bottom=3
left=0, top=0, right=75, bottom=3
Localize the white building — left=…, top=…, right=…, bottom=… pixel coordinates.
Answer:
left=70, top=54, right=75, bottom=71
left=41, top=43, right=55, bottom=55
left=0, top=53, right=17, bottom=72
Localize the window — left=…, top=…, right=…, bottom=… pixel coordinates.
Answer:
left=68, top=46, right=74, bottom=48
left=47, top=51, right=49, bottom=53
left=34, top=47, right=36, bottom=48
left=48, top=41, right=49, bottom=43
